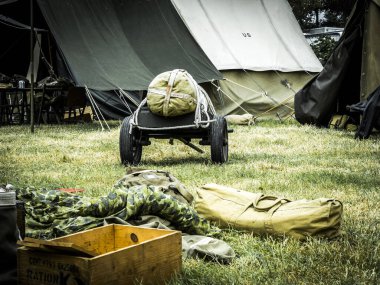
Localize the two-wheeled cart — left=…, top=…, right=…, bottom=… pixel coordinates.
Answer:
left=119, top=90, right=229, bottom=165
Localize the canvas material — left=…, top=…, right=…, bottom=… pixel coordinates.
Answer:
left=182, top=235, right=235, bottom=263
left=147, top=70, right=198, bottom=117
left=171, top=0, right=322, bottom=119
left=225, top=114, right=255, bottom=125
left=210, top=70, right=314, bottom=118
left=328, top=114, right=350, bottom=129
left=36, top=0, right=221, bottom=91
left=295, top=0, right=380, bottom=126
left=195, top=184, right=343, bottom=240
left=172, top=0, right=322, bottom=72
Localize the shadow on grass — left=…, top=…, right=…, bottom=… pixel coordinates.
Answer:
left=141, top=156, right=211, bottom=166
left=229, top=152, right=279, bottom=163
left=33, top=121, right=121, bottom=133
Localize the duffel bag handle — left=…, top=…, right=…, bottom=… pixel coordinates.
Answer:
left=252, top=195, right=290, bottom=211
left=238, top=195, right=290, bottom=221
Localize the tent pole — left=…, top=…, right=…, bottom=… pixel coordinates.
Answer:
left=30, top=0, right=35, bottom=133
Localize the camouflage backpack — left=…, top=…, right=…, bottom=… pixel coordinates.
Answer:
left=115, top=170, right=194, bottom=204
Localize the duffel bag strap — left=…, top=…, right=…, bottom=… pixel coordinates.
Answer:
left=163, top=69, right=181, bottom=116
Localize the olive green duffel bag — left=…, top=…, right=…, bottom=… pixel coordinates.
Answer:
left=195, top=183, right=343, bottom=240
left=147, top=69, right=198, bottom=117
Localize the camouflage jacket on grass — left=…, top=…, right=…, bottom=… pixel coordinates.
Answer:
left=17, top=184, right=216, bottom=240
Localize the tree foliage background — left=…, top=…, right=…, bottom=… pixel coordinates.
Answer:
left=310, top=36, right=337, bottom=64
left=288, top=0, right=357, bottom=29
left=288, top=0, right=357, bottom=63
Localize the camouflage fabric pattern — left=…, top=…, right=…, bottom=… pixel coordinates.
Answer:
left=17, top=184, right=217, bottom=240
left=114, top=170, right=194, bottom=204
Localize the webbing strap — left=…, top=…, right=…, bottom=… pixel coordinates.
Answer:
left=163, top=69, right=181, bottom=116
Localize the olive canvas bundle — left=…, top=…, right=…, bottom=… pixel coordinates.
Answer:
left=195, top=184, right=343, bottom=240
left=147, top=69, right=199, bottom=117
left=225, top=114, right=255, bottom=126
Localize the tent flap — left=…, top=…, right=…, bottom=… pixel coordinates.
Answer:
left=294, top=0, right=375, bottom=126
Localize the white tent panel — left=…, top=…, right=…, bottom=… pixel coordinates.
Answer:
left=171, top=0, right=322, bottom=72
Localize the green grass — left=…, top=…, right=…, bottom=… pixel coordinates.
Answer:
left=1, top=119, right=379, bottom=284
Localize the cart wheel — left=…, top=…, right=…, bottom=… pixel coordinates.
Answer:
left=210, top=115, right=228, bottom=163
left=119, top=115, right=142, bottom=166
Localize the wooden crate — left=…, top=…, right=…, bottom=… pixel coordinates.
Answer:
left=17, top=224, right=182, bottom=285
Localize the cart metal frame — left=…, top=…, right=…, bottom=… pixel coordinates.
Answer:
left=119, top=104, right=229, bottom=165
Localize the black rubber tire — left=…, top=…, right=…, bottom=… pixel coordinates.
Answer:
left=119, top=115, right=142, bottom=166
left=210, top=115, right=228, bottom=164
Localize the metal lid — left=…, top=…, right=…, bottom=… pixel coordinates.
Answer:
left=0, top=191, right=16, bottom=206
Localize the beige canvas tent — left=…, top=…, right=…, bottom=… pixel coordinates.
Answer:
left=172, top=0, right=323, bottom=119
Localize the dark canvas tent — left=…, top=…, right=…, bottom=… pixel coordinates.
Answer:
left=1, top=0, right=222, bottom=120
left=294, top=0, right=380, bottom=137
left=36, top=0, right=221, bottom=88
